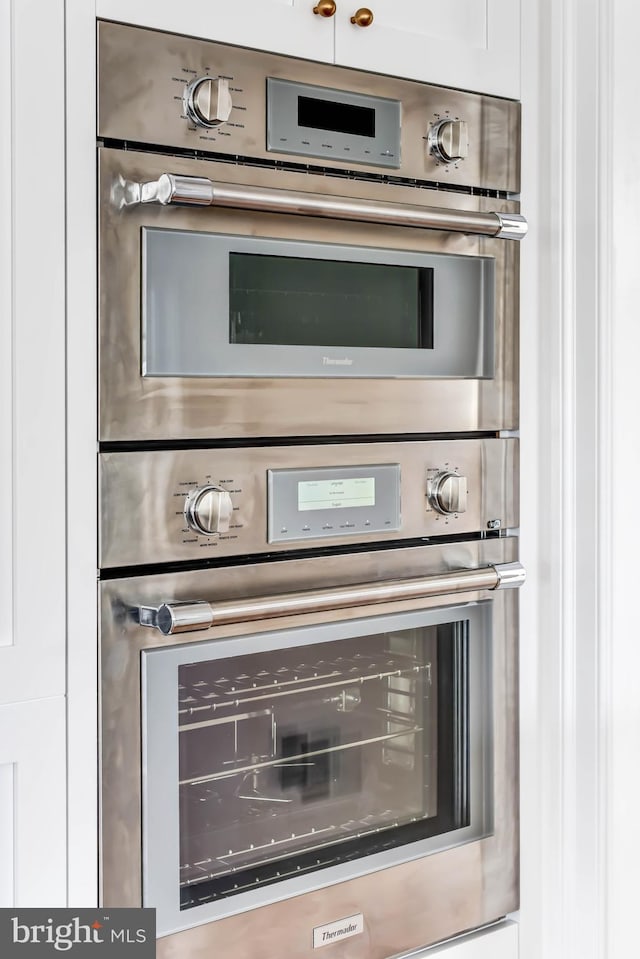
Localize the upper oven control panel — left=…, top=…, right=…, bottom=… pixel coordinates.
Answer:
left=99, top=438, right=518, bottom=570
left=97, top=21, right=521, bottom=193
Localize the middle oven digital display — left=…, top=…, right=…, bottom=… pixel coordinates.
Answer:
left=268, top=463, right=400, bottom=543
left=297, top=477, right=376, bottom=512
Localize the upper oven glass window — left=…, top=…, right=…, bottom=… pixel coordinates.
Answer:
left=142, top=604, right=493, bottom=930
left=141, top=229, right=494, bottom=379
left=229, top=253, right=434, bottom=350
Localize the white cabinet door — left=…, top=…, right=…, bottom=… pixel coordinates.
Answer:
left=0, top=697, right=67, bottom=906
left=95, top=0, right=519, bottom=93
left=334, top=0, right=520, bottom=98
left=409, top=920, right=518, bottom=959
left=0, top=0, right=66, bottom=706
left=95, top=0, right=335, bottom=62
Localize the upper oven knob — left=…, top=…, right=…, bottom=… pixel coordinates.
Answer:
left=184, top=76, right=233, bottom=129
left=427, top=471, right=468, bottom=515
left=428, top=118, right=469, bottom=164
left=185, top=486, right=234, bottom=536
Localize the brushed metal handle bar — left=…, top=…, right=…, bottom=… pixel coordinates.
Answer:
left=137, top=561, right=525, bottom=636
left=114, top=172, right=528, bottom=240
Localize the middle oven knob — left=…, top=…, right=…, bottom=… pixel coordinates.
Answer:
left=428, top=118, right=469, bottom=164
left=185, top=486, right=233, bottom=535
left=427, top=471, right=468, bottom=515
left=184, top=76, right=233, bottom=128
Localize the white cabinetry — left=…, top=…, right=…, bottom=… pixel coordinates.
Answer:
left=0, top=698, right=67, bottom=906
left=0, top=0, right=66, bottom=706
left=0, top=0, right=67, bottom=908
left=96, top=0, right=520, bottom=96
left=412, top=922, right=517, bottom=959
left=95, top=0, right=335, bottom=63
left=335, top=0, right=520, bottom=97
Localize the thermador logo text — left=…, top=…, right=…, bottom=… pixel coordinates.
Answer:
left=0, top=908, right=155, bottom=957
left=322, top=356, right=353, bottom=366
left=322, top=922, right=357, bottom=942
left=313, top=912, right=364, bottom=949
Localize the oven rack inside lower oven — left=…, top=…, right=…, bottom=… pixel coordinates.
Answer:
left=177, top=636, right=442, bottom=907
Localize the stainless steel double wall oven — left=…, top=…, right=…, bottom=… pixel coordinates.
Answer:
left=97, top=21, right=525, bottom=959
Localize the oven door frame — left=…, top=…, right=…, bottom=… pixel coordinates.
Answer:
left=99, top=536, right=519, bottom=958
left=98, top=148, right=520, bottom=442
left=142, top=602, right=493, bottom=936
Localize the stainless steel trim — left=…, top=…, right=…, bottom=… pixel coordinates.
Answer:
left=137, top=562, right=525, bottom=635
left=138, top=601, right=213, bottom=634
left=492, top=560, right=527, bottom=589
left=494, top=212, right=528, bottom=239
left=100, top=439, right=519, bottom=569
left=120, top=173, right=528, bottom=240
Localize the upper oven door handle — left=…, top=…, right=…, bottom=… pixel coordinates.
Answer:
left=114, top=172, right=528, bottom=241
left=136, top=561, right=526, bottom=636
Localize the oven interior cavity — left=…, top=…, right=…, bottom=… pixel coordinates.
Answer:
left=175, top=622, right=472, bottom=908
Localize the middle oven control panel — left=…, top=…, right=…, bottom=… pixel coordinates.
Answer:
left=99, top=438, right=518, bottom=570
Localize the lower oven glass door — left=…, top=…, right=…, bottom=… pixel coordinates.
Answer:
left=142, top=602, right=492, bottom=935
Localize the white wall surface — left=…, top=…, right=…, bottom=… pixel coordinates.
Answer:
left=519, top=1, right=607, bottom=955
left=520, top=2, right=640, bottom=958
left=605, top=2, right=640, bottom=954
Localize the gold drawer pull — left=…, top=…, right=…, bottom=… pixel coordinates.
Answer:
left=350, top=7, right=374, bottom=26
left=313, top=0, right=337, bottom=16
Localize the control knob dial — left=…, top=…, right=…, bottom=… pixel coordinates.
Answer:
left=427, top=471, right=468, bottom=515
left=428, top=118, right=469, bottom=164
left=184, top=76, right=233, bottom=129
left=185, top=485, right=233, bottom=535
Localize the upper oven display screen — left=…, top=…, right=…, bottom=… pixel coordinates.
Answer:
left=266, top=77, right=401, bottom=168
left=297, top=95, right=376, bottom=138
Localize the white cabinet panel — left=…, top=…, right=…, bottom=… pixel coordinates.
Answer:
left=0, top=0, right=13, bottom=654
left=406, top=920, right=518, bottom=959
left=94, top=0, right=519, bottom=96
left=335, top=0, right=520, bottom=98
left=0, top=0, right=66, bottom=705
left=0, top=764, right=13, bottom=906
left=65, top=0, right=99, bottom=911
left=0, top=698, right=67, bottom=907
left=95, top=0, right=335, bottom=62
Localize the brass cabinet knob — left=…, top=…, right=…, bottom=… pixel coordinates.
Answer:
left=350, top=7, right=374, bottom=26
left=313, top=0, right=337, bottom=16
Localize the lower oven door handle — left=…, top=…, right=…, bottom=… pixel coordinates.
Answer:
left=136, top=561, right=526, bottom=636
left=115, top=172, right=528, bottom=241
